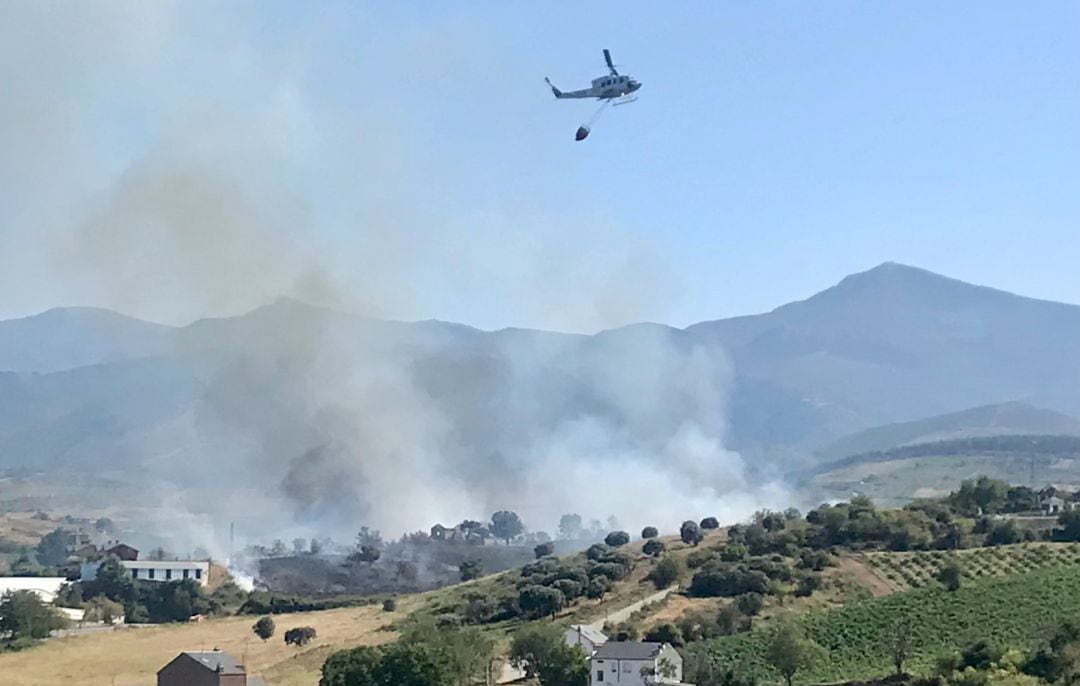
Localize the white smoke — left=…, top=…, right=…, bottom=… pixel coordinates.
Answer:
left=0, top=3, right=791, bottom=551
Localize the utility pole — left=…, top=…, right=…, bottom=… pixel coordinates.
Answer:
left=229, top=522, right=235, bottom=568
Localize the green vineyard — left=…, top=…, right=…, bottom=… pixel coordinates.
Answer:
left=864, top=542, right=1080, bottom=590
left=701, top=563, right=1080, bottom=684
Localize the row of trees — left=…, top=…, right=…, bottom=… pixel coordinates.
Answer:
left=320, top=618, right=505, bottom=686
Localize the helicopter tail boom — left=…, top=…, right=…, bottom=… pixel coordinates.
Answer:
left=544, top=77, right=563, bottom=98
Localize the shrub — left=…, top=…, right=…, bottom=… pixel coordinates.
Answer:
left=687, top=549, right=716, bottom=569
left=937, top=562, right=963, bottom=591
left=736, top=592, right=765, bottom=616
left=459, top=559, right=483, bottom=582
left=284, top=626, right=317, bottom=647
left=643, top=539, right=665, bottom=557
left=649, top=557, right=682, bottom=590
left=690, top=564, right=769, bottom=598
left=605, top=531, right=631, bottom=547
left=382, top=598, right=397, bottom=612
left=586, top=544, right=610, bottom=561
left=534, top=542, right=556, bottom=559
left=701, top=517, right=721, bottom=530
left=644, top=622, right=684, bottom=647
left=642, top=527, right=660, bottom=539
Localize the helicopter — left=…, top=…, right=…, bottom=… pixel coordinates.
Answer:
left=545, top=49, right=641, bottom=106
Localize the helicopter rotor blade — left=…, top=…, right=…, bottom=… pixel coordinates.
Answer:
left=603, top=49, right=619, bottom=76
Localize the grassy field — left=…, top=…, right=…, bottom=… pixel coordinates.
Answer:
left=701, top=563, right=1080, bottom=684
left=0, top=599, right=413, bottom=686
left=864, top=542, right=1080, bottom=590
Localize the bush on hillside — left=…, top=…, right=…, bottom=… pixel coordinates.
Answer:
left=649, top=557, right=682, bottom=590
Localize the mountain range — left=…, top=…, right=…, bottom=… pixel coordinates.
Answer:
left=3, top=262, right=1080, bottom=531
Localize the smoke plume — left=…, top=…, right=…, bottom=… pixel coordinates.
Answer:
left=0, top=3, right=790, bottom=555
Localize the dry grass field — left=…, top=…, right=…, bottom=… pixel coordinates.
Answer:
left=0, top=601, right=407, bottom=686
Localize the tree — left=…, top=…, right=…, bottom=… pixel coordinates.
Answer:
left=681, top=521, right=705, bottom=546
left=320, top=642, right=453, bottom=686
left=383, top=598, right=398, bottom=612
left=510, top=624, right=586, bottom=686
left=310, top=538, right=324, bottom=555
left=586, top=576, right=612, bottom=602
left=767, top=622, right=825, bottom=686
left=649, top=557, right=682, bottom=589
left=293, top=538, right=308, bottom=555
left=736, top=593, right=764, bottom=616
left=459, top=559, right=483, bottom=582
left=644, top=623, right=684, bottom=647
left=937, top=561, right=963, bottom=591
left=518, top=585, right=565, bottom=619
left=700, top=517, right=721, bottom=530
left=1058, top=511, right=1080, bottom=541
left=888, top=620, right=912, bottom=675
left=286, top=626, right=317, bottom=647
left=83, top=595, right=124, bottom=624
left=0, top=590, right=67, bottom=639
left=559, top=514, right=583, bottom=541
left=356, top=527, right=384, bottom=549
left=538, top=643, right=588, bottom=686
left=94, top=517, right=116, bottom=534
left=643, top=539, right=665, bottom=557
left=510, top=624, right=562, bottom=679
left=253, top=615, right=276, bottom=641
left=604, top=531, right=630, bottom=547
left=35, top=528, right=69, bottom=567
left=535, top=542, right=556, bottom=559
left=90, top=556, right=136, bottom=604
left=642, top=526, right=659, bottom=539
left=491, top=511, right=525, bottom=545
left=349, top=545, right=381, bottom=565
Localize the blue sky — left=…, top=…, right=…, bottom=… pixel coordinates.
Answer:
left=1, top=2, right=1077, bottom=330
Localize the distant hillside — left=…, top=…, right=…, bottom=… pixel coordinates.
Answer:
left=9, top=263, right=1080, bottom=538
left=810, top=434, right=1080, bottom=505
left=817, top=402, right=1080, bottom=462
left=0, top=307, right=170, bottom=373
left=822, top=434, right=1080, bottom=473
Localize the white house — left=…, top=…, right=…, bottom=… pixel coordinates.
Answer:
left=0, top=577, right=84, bottom=622
left=566, top=625, right=609, bottom=655
left=590, top=642, right=683, bottom=686
left=81, top=559, right=211, bottom=586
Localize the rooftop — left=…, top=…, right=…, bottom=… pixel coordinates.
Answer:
left=122, top=559, right=209, bottom=569
left=568, top=624, right=609, bottom=645
left=182, top=651, right=245, bottom=675
left=593, top=642, right=664, bottom=660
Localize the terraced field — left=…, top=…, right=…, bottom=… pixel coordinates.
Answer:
left=701, top=563, right=1080, bottom=684
left=864, top=542, right=1080, bottom=590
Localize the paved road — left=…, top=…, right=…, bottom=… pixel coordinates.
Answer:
left=496, top=585, right=678, bottom=684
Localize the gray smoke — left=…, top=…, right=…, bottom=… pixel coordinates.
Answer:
left=0, top=3, right=790, bottom=555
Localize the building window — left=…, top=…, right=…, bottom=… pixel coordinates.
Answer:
left=195, top=568, right=202, bottom=580
left=148, top=568, right=155, bottom=580
left=165, top=569, right=172, bottom=580
left=596, top=672, right=604, bottom=682
left=131, top=568, right=138, bottom=579
left=183, top=569, right=190, bottom=579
